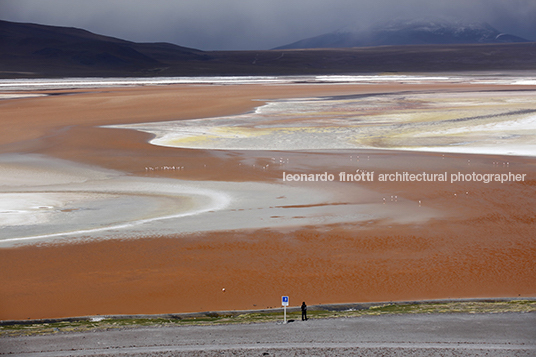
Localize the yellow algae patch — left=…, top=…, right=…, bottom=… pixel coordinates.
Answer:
left=212, top=126, right=270, bottom=138
left=166, top=133, right=219, bottom=146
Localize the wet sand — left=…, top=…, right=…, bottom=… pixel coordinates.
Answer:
left=0, top=81, right=535, bottom=320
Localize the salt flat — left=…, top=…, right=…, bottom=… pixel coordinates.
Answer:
left=110, top=89, right=536, bottom=156
left=0, top=153, right=433, bottom=246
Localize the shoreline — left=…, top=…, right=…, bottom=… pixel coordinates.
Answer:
left=2, top=297, right=535, bottom=327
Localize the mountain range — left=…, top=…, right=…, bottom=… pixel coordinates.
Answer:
left=275, top=19, right=530, bottom=49
left=1, top=19, right=535, bottom=78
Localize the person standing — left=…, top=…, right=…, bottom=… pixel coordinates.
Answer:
left=301, top=301, right=307, bottom=321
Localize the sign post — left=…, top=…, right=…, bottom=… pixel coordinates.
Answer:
left=281, top=296, right=289, bottom=323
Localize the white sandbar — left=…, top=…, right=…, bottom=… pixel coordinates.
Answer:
left=0, top=154, right=437, bottom=246
left=109, top=89, right=536, bottom=157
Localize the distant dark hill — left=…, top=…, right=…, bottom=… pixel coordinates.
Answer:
left=275, top=19, right=530, bottom=49
left=1, top=19, right=536, bottom=78
left=0, top=19, right=210, bottom=77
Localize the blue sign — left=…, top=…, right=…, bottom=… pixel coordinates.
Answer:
left=282, top=296, right=289, bottom=306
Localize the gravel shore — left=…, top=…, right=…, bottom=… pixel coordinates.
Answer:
left=2, top=312, right=535, bottom=356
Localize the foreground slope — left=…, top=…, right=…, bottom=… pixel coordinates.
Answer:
left=1, top=313, right=535, bottom=356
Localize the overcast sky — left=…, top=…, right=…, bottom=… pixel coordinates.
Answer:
left=1, top=0, right=535, bottom=50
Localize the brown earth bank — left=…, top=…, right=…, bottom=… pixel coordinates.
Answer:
left=0, top=83, right=535, bottom=320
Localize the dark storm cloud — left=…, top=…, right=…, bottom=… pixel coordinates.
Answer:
left=1, top=0, right=535, bottom=50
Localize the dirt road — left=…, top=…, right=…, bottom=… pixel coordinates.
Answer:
left=2, top=312, right=535, bottom=356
